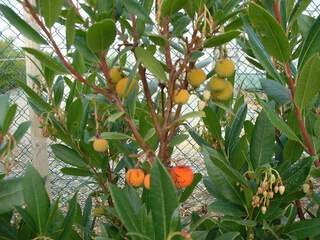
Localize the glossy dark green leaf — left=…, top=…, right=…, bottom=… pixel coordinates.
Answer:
left=284, top=218, right=320, bottom=238
left=283, top=140, right=303, bottom=163
left=0, top=4, right=47, bottom=45
left=260, top=79, right=291, bottom=105
left=172, top=15, right=190, bottom=37
left=39, top=0, right=64, bottom=28
left=249, top=2, right=290, bottom=62
left=242, top=17, right=282, bottom=82
left=109, top=184, right=140, bottom=233
left=208, top=200, right=246, bottom=217
left=0, top=94, right=9, bottom=131
left=250, top=111, right=275, bottom=169
left=13, top=121, right=31, bottom=144
left=298, top=14, right=320, bottom=69
left=225, top=104, right=247, bottom=154
left=150, top=160, right=178, bottom=240
left=203, top=106, right=221, bottom=140
left=216, top=232, right=240, bottom=240
left=0, top=178, right=24, bottom=214
left=53, top=77, right=64, bottom=106
left=51, top=144, right=87, bottom=168
left=23, top=47, right=67, bottom=73
left=229, top=136, right=248, bottom=171
left=1, top=104, right=17, bottom=134
left=60, top=167, right=91, bottom=176
left=161, top=0, right=186, bottom=18
left=59, top=194, right=78, bottom=240
left=259, top=100, right=301, bottom=142
left=22, top=165, right=50, bottom=235
left=295, top=54, right=320, bottom=109
left=282, top=157, right=313, bottom=192
left=204, top=30, right=241, bottom=48
left=135, top=47, right=167, bottom=82
left=86, top=19, right=116, bottom=52
left=67, top=99, right=83, bottom=134
left=123, top=0, right=153, bottom=24
left=204, top=146, right=248, bottom=187
left=66, top=7, right=77, bottom=50
left=100, top=132, right=132, bottom=140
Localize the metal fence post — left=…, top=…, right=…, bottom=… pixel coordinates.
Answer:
left=24, top=0, right=49, bottom=182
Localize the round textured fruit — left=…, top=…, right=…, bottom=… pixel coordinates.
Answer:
left=170, top=166, right=194, bottom=189
left=126, top=168, right=145, bottom=187
left=93, top=138, right=108, bottom=152
left=174, top=89, right=190, bottom=105
left=187, top=69, right=206, bottom=88
left=116, top=78, right=137, bottom=97
left=144, top=174, right=151, bottom=190
left=215, top=58, right=235, bottom=78
left=109, top=67, right=123, bottom=83
left=209, top=77, right=227, bottom=92
left=212, top=81, right=233, bottom=101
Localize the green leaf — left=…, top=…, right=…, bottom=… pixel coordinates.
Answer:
left=109, top=185, right=140, bottom=233
left=161, top=0, right=186, bottom=18
left=1, top=104, right=17, bottom=134
left=60, top=167, right=92, bottom=177
left=53, top=77, right=64, bottom=106
left=242, top=17, right=282, bottom=82
left=0, top=4, right=47, bottom=45
left=282, top=157, right=313, bottom=192
left=0, top=94, right=9, bottom=131
left=259, top=100, right=301, bottom=142
left=22, top=165, right=50, bottom=235
left=67, top=99, right=83, bottom=134
left=13, top=121, right=31, bottom=143
left=203, top=106, right=221, bottom=140
left=283, top=140, right=303, bottom=163
left=179, top=173, right=202, bottom=203
left=169, top=134, right=189, bottom=147
left=172, top=16, right=190, bottom=37
left=209, top=200, right=246, bottom=217
left=0, top=178, right=24, bottom=214
left=216, top=232, right=240, bottom=240
left=51, top=144, right=87, bottom=168
left=23, top=47, right=67, bottom=73
left=59, top=194, right=78, bottom=240
left=250, top=111, right=275, bottom=169
left=284, top=218, right=320, bottom=238
left=249, top=2, right=290, bottom=62
left=135, top=47, right=167, bottom=82
left=204, top=30, right=241, bottom=48
left=204, top=146, right=248, bottom=187
left=66, top=7, right=77, bottom=50
left=150, top=160, right=179, bottom=240
left=123, top=0, right=153, bottom=24
left=260, top=79, right=291, bottom=105
left=39, top=0, right=64, bottom=28
left=298, top=12, right=320, bottom=69
left=86, top=19, right=116, bottom=52
left=295, top=54, right=320, bottom=109
left=16, top=81, right=52, bottom=112
left=100, top=132, right=132, bottom=140
left=225, top=104, right=247, bottom=154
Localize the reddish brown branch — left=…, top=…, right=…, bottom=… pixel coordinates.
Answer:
left=24, top=0, right=151, bottom=155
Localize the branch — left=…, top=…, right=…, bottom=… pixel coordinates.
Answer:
left=24, top=0, right=152, bottom=155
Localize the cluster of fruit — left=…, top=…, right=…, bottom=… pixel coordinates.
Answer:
left=109, top=67, right=137, bottom=97
left=251, top=170, right=285, bottom=215
left=174, top=58, right=235, bottom=108
left=126, top=166, right=194, bottom=190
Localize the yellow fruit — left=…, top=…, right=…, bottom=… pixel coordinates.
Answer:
left=187, top=69, right=206, bottom=88
left=215, top=58, right=235, bottom=78
left=144, top=174, right=151, bottom=190
left=174, top=89, right=190, bottom=105
left=126, top=168, right=145, bottom=187
left=93, top=138, right=108, bottom=152
left=116, top=78, right=137, bottom=97
left=109, top=67, right=123, bottom=83
left=93, top=207, right=105, bottom=217
left=209, top=77, right=227, bottom=92
left=212, top=81, right=233, bottom=101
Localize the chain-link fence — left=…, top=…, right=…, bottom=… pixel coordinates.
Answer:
left=0, top=0, right=319, bottom=212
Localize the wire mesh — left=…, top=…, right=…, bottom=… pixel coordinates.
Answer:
left=0, top=0, right=319, bottom=212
